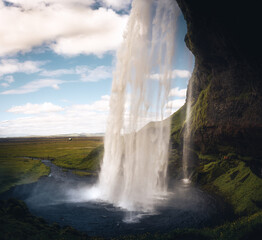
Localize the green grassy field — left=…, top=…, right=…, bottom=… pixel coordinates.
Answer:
left=0, top=137, right=103, bottom=193
left=1, top=135, right=262, bottom=239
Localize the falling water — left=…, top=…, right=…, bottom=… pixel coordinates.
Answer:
left=182, top=79, right=193, bottom=182
left=97, top=0, right=179, bottom=212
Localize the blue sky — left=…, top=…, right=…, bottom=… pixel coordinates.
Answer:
left=0, top=0, right=193, bottom=137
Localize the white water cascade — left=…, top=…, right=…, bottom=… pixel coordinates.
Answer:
left=182, top=80, right=193, bottom=183
left=96, top=0, right=179, bottom=212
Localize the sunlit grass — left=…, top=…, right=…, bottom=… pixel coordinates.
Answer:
left=0, top=137, right=103, bottom=193
left=0, top=157, right=50, bottom=193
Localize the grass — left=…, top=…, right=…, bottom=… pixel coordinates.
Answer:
left=0, top=137, right=103, bottom=193
left=191, top=83, right=210, bottom=133
left=0, top=157, right=50, bottom=194
left=213, top=161, right=262, bottom=215
left=195, top=153, right=262, bottom=216
left=1, top=132, right=262, bottom=239
left=72, top=170, right=96, bottom=177
left=170, top=104, right=186, bottom=136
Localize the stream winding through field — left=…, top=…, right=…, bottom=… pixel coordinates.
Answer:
left=0, top=159, right=229, bottom=237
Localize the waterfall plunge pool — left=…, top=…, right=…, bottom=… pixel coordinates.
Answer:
left=0, top=159, right=228, bottom=237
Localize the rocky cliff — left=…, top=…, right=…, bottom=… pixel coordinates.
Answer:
left=175, top=0, right=262, bottom=157
left=170, top=0, right=262, bottom=215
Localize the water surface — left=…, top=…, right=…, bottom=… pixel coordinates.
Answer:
left=1, top=160, right=224, bottom=237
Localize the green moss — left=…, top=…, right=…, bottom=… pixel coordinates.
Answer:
left=196, top=154, right=262, bottom=216
left=171, top=104, right=186, bottom=135
left=213, top=161, right=262, bottom=215
left=169, top=104, right=186, bottom=150
left=191, top=84, right=211, bottom=133
left=198, top=153, right=220, bottom=162
left=167, top=105, right=187, bottom=176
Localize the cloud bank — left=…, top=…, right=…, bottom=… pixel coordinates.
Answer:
left=0, top=59, right=44, bottom=76
left=8, top=102, right=64, bottom=114
left=0, top=58, right=113, bottom=94
left=0, top=91, right=187, bottom=137
left=0, top=0, right=128, bottom=57
left=1, top=95, right=111, bottom=137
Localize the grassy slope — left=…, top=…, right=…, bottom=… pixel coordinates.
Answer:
left=185, top=83, right=262, bottom=216
left=195, top=154, right=262, bottom=216
left=165, top=104, right=262, bottom=239
left=0, top=137, right=103, bottom=193
left=0, top=157, right=50, bottom=194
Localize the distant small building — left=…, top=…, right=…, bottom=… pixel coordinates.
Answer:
left=68, top=138, right=72, bottom=141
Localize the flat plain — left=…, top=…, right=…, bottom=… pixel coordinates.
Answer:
left=0, top=137, right=103, bottom=193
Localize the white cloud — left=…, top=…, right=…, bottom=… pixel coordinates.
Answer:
left=40, top=65, right=112, bottom=81
left=40, top=69, right=75, bottom=77
left=1, top=82, right=9, bottom=87
left=0, top=59, right=44, bottom=76
left=101, top=0, right=131, bottom=11
left=1, top=79, right=64, bottom=94
left=0, top=95, right=110, bottom=137
left=166, top=99, right=186, bottom=111
left=76, top=66, right=112, bottom=82
left=0, top=112, right=108, bottom=137
left=0, top=2, right=128, bottom=57
left=169, top=87, right=187, bottom=98
left=172, top=69, right=191, bottom=78
left=0, top=75, right=14, bottom=87
left=0, top=94, right=161, bottom=137
left=151, top=69, right=191, bottom=80
left=0, top=62, right=112, bottom=93
left=0, top=92, right=185, bottom=137
left=5, top=0, right=95, bottom=9
left=68, top=95, right=110, bottom=113
left=7, top=102, right=64, bottom=114
left=4, top=75, right=14, bottom=83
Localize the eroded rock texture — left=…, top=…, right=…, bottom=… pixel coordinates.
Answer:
left=176, top=0, right=262, bottom=157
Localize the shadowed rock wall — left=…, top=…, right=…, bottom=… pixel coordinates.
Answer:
left=176, top=0, right=262, bottom=157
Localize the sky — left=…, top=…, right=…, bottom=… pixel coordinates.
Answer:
left=0, top=0, right=193, bottom=137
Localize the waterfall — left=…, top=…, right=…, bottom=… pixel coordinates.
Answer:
left=182, top=80, right=193, bottom=182
left=96, top=0, right=179, bottom=212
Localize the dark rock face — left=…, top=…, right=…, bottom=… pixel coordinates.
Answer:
left=176, top=0, right=262, bottom=157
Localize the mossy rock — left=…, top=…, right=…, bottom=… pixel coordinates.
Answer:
left=195, top=153, right=262, bottom=216
left=191, top=84, right=210, bottom=134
